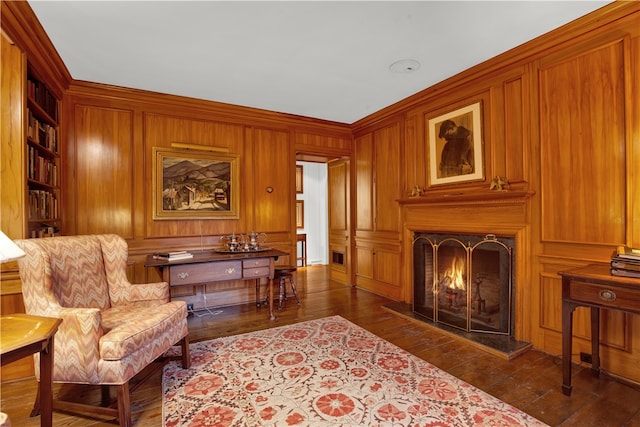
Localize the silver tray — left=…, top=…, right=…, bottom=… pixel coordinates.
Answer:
left=214, top=247, right=272, bottom=254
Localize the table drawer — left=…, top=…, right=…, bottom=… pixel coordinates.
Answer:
left=243, top=258, right=270, bottom=268
left=169, top=261, right=242, bottom=285
left=243, top=266, right=270, bottom=278
left=570, top=281, right=640, bottom=312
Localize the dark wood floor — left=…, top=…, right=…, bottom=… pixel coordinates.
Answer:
left=2, top=265, right=639, bottom=426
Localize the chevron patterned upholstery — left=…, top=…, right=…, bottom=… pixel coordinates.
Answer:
left=15, top=234, right=190, bottom=427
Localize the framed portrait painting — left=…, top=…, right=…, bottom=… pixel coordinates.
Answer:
left=428, top=102, right=484, bottom=186
left=152, top=147, right=239, bottom=219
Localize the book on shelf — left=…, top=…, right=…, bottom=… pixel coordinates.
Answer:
left=153, top=251, right=193, bottom=261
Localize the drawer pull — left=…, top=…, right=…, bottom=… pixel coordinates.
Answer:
left=598, top=289, right=616, bottom=302
left=226, top=267, right=236, bottom=275
left=177, top=272, right=189, bottom=280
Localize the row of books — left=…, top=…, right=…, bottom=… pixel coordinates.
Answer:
left=610, top=246, right=640, bottom=278
left=28, top=146, right=58, bottom=186
left=27, top=77, right=58, bottom=121
left=153, top=251, right=194, bottom=261
left=28, top=110, right=58, bottom=152
left=28, top=189, right=58, bottom=220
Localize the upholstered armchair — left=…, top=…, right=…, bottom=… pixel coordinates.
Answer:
left=15, top=234, right=190, bottom=427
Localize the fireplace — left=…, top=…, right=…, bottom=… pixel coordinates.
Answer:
left=413, top=233, right=514, bottom=336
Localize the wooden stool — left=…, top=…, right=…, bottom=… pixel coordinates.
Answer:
left=264, top=266, right=301, bottom=310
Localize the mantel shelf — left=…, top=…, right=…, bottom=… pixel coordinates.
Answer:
left=397, top=190, right=535, bottom=206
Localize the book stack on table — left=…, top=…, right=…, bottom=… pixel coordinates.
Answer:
left=611, top=246, right=640, bottom=278
left=153, top=251, right=194, bottom=261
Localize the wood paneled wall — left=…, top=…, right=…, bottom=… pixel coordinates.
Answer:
left=2, top=1, right=639, bottom=385
left=351, top=2, right=640, bottom=383
left=59, top=84, right=351, bottom=302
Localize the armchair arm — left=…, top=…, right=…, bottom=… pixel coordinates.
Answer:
left=125, top=281, right=171, bottom=306
left=36, top=307, right=103, bottom=384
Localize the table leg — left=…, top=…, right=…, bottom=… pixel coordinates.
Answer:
left=591, top=307, right=600, bottom=376
left=40, top=336, right=55, bottom=427
left=268, top=277, right=275, bottom=320
left=562, top=300, right=575, bottom=396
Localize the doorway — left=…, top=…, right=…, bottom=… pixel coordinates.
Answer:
left=295, top=155, right=351, bottom=285
left=296, top=161, right=328, bottom=265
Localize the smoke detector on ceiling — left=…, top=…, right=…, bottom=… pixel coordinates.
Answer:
left=389, top=59, right=420, bottom=74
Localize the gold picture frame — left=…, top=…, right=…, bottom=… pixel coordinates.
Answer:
left=152, top=147, right=239, bottom=219
left=296, top=200, right=304, bottom=229
left=296, top=165, right=304, bottom=194
left=428, top=102, right=484, bottom=186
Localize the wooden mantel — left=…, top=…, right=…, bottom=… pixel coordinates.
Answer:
left=398, top=190, right=535, bottom=207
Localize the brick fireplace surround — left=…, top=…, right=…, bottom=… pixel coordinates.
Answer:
left=394, top=190, right=535, bottom=359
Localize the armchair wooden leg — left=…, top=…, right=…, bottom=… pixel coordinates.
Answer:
left=181, top=335, right=191, bottom=369
left=116, top=383, right=131, bottom=427
left=101, top=384, right=111, bottom=406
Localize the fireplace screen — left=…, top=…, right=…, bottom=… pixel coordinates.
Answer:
left=413, top=233, right=514, bottom=335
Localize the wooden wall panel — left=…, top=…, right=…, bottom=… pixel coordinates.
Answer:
left=402, top=114, right=425, bottom=192
left=539, top=274, right=561, bottom=331
left=354, top=133, right=373, bottom=231
left=294, top=131, right=351, bottom=157
left=539, top=40, right=627, bottom=245
left=251, top=127, right=290, bottom=233
left=329, top=161, right=348, bottom=231
left=355, top=247, right=373, bottom=279
left=504, top=77, right=527, bottom=183
left=1, top=33, right=26, bottom=239
left=373, top=123, right=401, bottom=233
left=73, top=105, right=134, bottom=237
left=374, top=248, right=400, bottom=286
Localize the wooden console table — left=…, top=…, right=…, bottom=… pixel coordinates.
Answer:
left=0, top=314, right=62, bottom=427
left=559, top=263, right=640, bottom=396
left=145, top=249, right=287, bottom=320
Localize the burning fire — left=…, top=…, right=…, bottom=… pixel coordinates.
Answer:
left=442, top=257, right=466, bottom=290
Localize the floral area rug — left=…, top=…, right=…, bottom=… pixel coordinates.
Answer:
left=162, top=315, right=548, bottom=426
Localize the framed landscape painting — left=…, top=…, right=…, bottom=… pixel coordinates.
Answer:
left=153, top=147, right=239, bottom=219
left=427, top=102, right=484, bottom=186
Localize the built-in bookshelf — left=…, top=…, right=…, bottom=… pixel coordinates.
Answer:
left=26, top=70, right=61, bottom=238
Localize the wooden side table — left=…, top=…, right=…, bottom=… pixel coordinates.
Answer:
left=0, top=314, right=62, bottom=427
left=559, top=264, right=640, bottom=396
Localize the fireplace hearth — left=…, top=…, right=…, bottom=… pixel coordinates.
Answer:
left=413, top=233, right=514, bottom=336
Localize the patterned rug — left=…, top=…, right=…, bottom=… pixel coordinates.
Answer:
left=162, top=315, right=547, bottom=426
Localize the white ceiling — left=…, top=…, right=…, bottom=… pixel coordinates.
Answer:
left=29, top=1, right=611, bottom=124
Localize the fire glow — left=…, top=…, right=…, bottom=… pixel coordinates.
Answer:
left=442, top=256, right=466, bottom=291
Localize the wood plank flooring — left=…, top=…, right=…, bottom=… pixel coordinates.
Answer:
left=1, top=265, right=639, bottom=426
